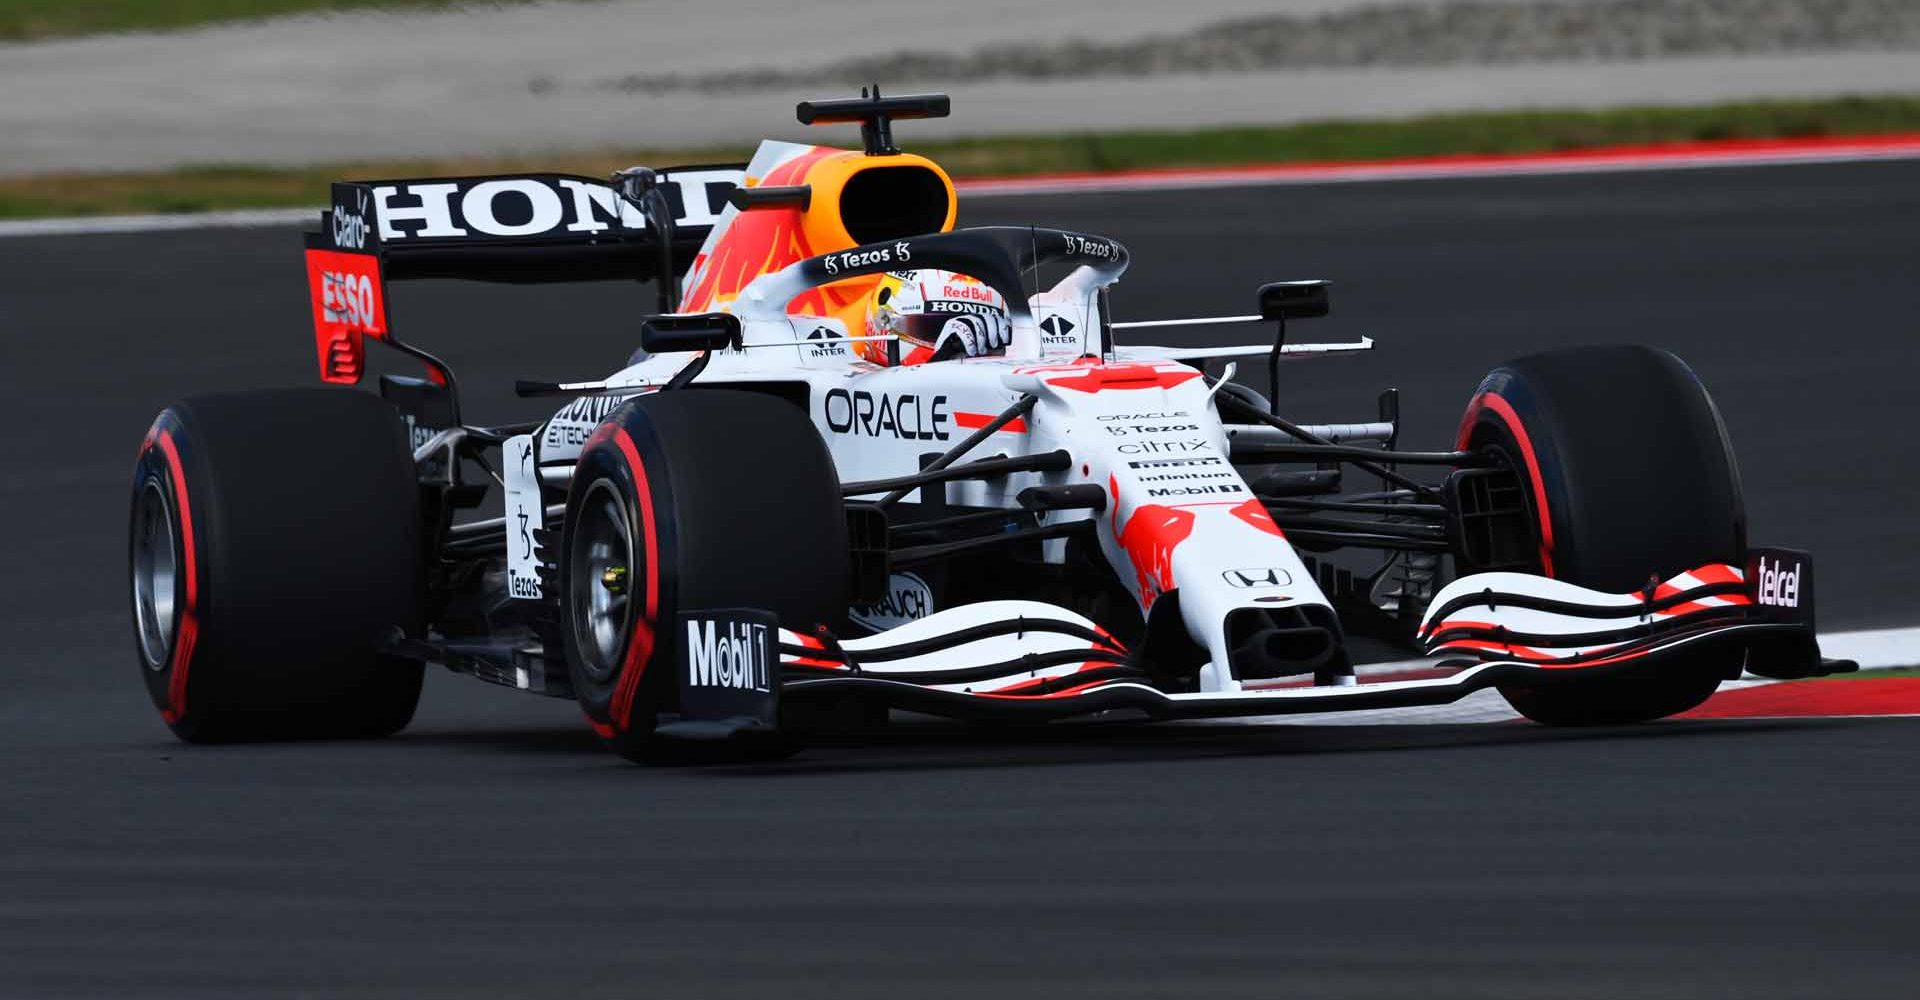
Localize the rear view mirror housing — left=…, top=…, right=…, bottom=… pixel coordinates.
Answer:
left=1258, top=280, right=1331, bottom=321
left=640, top=312, right=742, bottom=354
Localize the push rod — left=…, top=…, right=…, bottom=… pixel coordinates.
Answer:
left=865, top=394, right=1040, bottom=506
left=844, top=448, right=1071, bottom=500
left=1216, top=392, right=1438, bottom=495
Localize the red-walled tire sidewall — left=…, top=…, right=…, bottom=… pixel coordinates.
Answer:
left=1459, top=346, right=1746, bottom=725
left=130, top=390, right=425, bottom=742
left=561, top=389, right=848, bottom=762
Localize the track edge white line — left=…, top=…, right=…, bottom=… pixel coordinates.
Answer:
left=6, top=140, right=1918, bottom=239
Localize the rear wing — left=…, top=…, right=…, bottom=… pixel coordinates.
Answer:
left=303, top=168, right=743, bottom=384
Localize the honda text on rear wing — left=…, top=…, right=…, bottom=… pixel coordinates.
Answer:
left=303, top=167, right=743, bottom=389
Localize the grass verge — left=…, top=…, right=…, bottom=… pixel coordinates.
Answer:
left=4, top=95, right=1919, bottom=219
left=0, top=0, right=513, bottom=42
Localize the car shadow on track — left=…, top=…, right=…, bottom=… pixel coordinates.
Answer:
left=725, top=717, right=1850, bottom=776
left=387, top=715, right=1859, bottom=775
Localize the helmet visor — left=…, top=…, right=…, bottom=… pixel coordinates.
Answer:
left=892, top=301, right=1005, bottom=346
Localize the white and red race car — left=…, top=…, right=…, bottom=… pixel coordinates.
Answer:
left=130, top=91, right=1849, bottom=759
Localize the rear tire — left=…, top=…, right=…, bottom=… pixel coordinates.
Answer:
left=130, top=389, right=425, bottom=742
left=560, top=389, right=848, bottom=762
left=1458, top=345, right=1745, bottom=725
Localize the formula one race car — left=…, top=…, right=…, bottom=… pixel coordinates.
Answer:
left=129, top=91, right=1851, bottom=759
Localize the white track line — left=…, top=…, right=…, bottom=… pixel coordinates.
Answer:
left=1812, top=626, right=1920, bottom=671
left=954, top=140, right=1920, bottom=197
left=0, top=207, right=312, bottom=238
left=6, top=139, right=1918, bottom=239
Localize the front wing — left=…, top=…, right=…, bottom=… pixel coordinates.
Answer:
left=665, top=551, right=1850, bottom=732
left=779, top=621, right=1822, bottom=724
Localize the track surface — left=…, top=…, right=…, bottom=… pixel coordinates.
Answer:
left=3, top=161, right=1918, bottom=997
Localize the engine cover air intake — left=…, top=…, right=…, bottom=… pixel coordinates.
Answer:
left=796, top=152, right=956, bottom=252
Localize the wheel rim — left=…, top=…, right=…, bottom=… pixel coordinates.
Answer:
left=132, top=479, right=178, bottom=670
left=569, top=479, right=636, bottom=683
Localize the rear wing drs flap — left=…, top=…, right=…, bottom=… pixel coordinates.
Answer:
left=303, top=168, right=743, bottom=384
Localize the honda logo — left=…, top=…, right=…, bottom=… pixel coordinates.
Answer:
left=1223, top=567, right=1290, bottom=589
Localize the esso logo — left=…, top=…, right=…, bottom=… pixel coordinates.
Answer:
left=321, top=271, right=378, bottom=329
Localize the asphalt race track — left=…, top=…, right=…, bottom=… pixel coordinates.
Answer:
left=3, top=160, right=1917, bottom=998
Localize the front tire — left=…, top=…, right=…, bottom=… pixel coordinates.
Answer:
left=560, top=389, right=849, bottom=762
left=130, top=389, right=426, bottom=742
left=1458, top=345, right=1745, bottom=725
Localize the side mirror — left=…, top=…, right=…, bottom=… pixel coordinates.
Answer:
left=1258, top=280, right=1331, bottom=321
left=641, top=312, right=741, bottom=354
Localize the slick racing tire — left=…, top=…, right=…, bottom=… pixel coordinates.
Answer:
left=560, top=389, right=848, bottom=762
left=130, top=389, right=426, bottom=742
left=1459, top=345, right=1745, bottom=726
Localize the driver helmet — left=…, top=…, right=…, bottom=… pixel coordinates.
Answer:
left=860, top=269, right=1013, bottom=365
